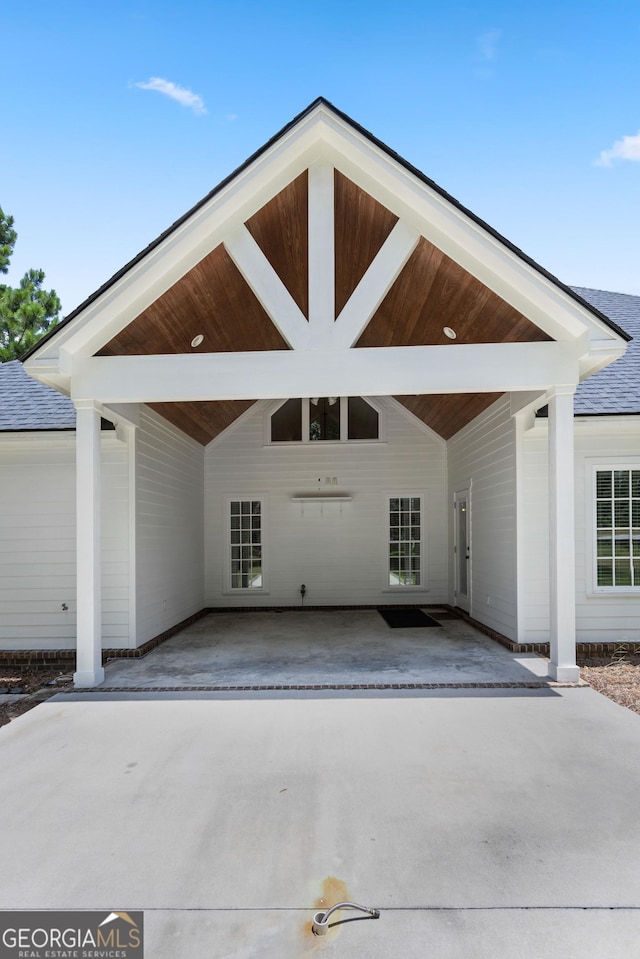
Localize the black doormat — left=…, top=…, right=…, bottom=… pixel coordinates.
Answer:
left=378, top=609, right=442, bottom=628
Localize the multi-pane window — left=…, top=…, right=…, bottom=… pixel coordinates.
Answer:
left=229, top=499, right=263, bottom=589
left=595, top=469, right=640, bottom=588
left=389, top=496, right=421, bottom=587
left=270, top=397, right=379, bottom=442
left=309, top=397, right=340, bottom=440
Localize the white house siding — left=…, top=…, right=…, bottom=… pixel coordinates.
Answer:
left=135, top=409, right=204, bottom=643
left=521, top=416, right=640, bottom=644
left=447, top=396, right=518, bottom=640
left=204, top=399, right=448, bottom=607
left=0, top=432, right=129, bottom=650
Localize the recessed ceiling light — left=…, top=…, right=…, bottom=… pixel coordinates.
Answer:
left=191, top=334, right=204, bottom=348
left=443, top=327, right=457, bottom=340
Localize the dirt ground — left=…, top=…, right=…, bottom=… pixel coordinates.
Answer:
left=2, top=659, right=640, bottom=728
left=0, top=668, right=73, bottom=728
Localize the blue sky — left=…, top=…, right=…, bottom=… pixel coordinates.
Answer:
left=2, top=0, right=639, bottom=315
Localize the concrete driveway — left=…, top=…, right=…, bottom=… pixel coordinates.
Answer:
left=1, top=684, right=640, bottom=957
left=102, top=609, right=550, bottom=688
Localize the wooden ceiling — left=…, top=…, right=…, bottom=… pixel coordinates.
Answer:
left=246, top=171, right=309, bottom=318
left=356, top=236, right=551, bottom=348
left=96, top=169, right=553, bottom=444
left=334, top=171, right=398, bottom=317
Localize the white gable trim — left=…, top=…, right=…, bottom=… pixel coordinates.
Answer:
left=26, top=101, right=626, bottom=395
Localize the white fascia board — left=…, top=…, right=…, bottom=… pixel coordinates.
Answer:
left=71, top=341, right=579, bottom=404
left=574, top=415, right=640, bottom=434
left=21, top=358, right=71, bottom=394
left=318, top=114, right=625, bottom=349
left=0, top=431, right=76, bottom=448
left=577, top=340, right=627, bottom=381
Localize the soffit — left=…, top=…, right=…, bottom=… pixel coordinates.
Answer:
left=98, top=244, right=289, bottom=357
left=396, top=393, right=504, bottom=441
left=356, top=236, right=552, bottom=348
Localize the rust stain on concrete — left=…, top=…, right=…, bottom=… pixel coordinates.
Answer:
left=300, top=876, right=350, bottom=950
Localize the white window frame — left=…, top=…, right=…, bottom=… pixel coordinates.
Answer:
left=264, top=396, right=386, bottom=445
left=223, top=494, right=268, bottom=594
left=588, top=460, right=640, bottom=594
left=384, top=492, right=428, bottom=591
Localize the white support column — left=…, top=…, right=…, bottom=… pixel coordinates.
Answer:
left=547, top=387, right=579, bottom=682
left=74, top=401, right=105, bottom=687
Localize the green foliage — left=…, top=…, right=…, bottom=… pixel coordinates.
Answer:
left=0, top=207, right=17, bottom=275
left=0, top=206, right=61, bottom=362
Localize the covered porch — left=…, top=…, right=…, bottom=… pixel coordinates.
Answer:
left=23, top=100, right=627, bottom=688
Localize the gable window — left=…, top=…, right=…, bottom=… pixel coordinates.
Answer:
left=271, top=399, right=302, bottom=442
left=389, top=495, right=423, bottom=587
left=269, top=397, right=380, bottom=443
left=310, top=397, right=341, bottom=440
left=229, top=498, right=263, bottom=589
left=348, top=396, right=379, bottom=440
left=595, top=469, right=640, bottom=588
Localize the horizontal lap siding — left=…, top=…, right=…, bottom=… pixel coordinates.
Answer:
left=574, top=420, right=640, bottom=642
left=136, top=410, right=204, bottom=643
left=204, top=400, right=447, bottom=607
left=448, top=397, right=518, bottom=640
left=0, top=435, right=129, bottom=650
left=521, top=418, right=640, bottom=643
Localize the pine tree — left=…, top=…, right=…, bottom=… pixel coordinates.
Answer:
left=0, top=207, right=61, bottom=361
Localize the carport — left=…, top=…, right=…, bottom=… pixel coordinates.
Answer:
left=22, top=99, right=627, bottom=688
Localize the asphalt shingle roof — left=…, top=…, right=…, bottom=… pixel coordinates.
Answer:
left=0, top=360, right=76, bottom=431
left=573, top=287, right=640, bottom=416
left=0, top=287, right=638, bottom=431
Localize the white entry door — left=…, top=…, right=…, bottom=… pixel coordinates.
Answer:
left=454, top=488, right=471, bottom=612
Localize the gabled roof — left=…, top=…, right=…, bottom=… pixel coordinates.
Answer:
left=22, top=98, right=629, bottom=356
left=15, top=100, right=632, bottom=443
left=573, top=289, right=640, bottom=415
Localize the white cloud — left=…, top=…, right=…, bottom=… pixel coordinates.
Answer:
left=135, top=77, right=206, bottom=115
left=477, top=29, right=502, bottom=61
left=595, top=130, right=640, bottom=166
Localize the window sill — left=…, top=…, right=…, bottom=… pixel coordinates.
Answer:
left=223, top=589, right=270, bottom=596
left=587, top=588, right=640, bottom=598
left=381, top=587, right=430, bottom=593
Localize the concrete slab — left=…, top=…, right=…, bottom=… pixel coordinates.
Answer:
left=1, top=686, right=639, bottom=956
left=103, top=610, right=550, bottom=688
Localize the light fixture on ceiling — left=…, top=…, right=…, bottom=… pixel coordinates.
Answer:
left=328, top=397, right=338, bottom=406
left=191, top=334, right=204, bottom=348
left=311, top=397, right=319, bottom=405
left=443, top=327, right=457, bottom=340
